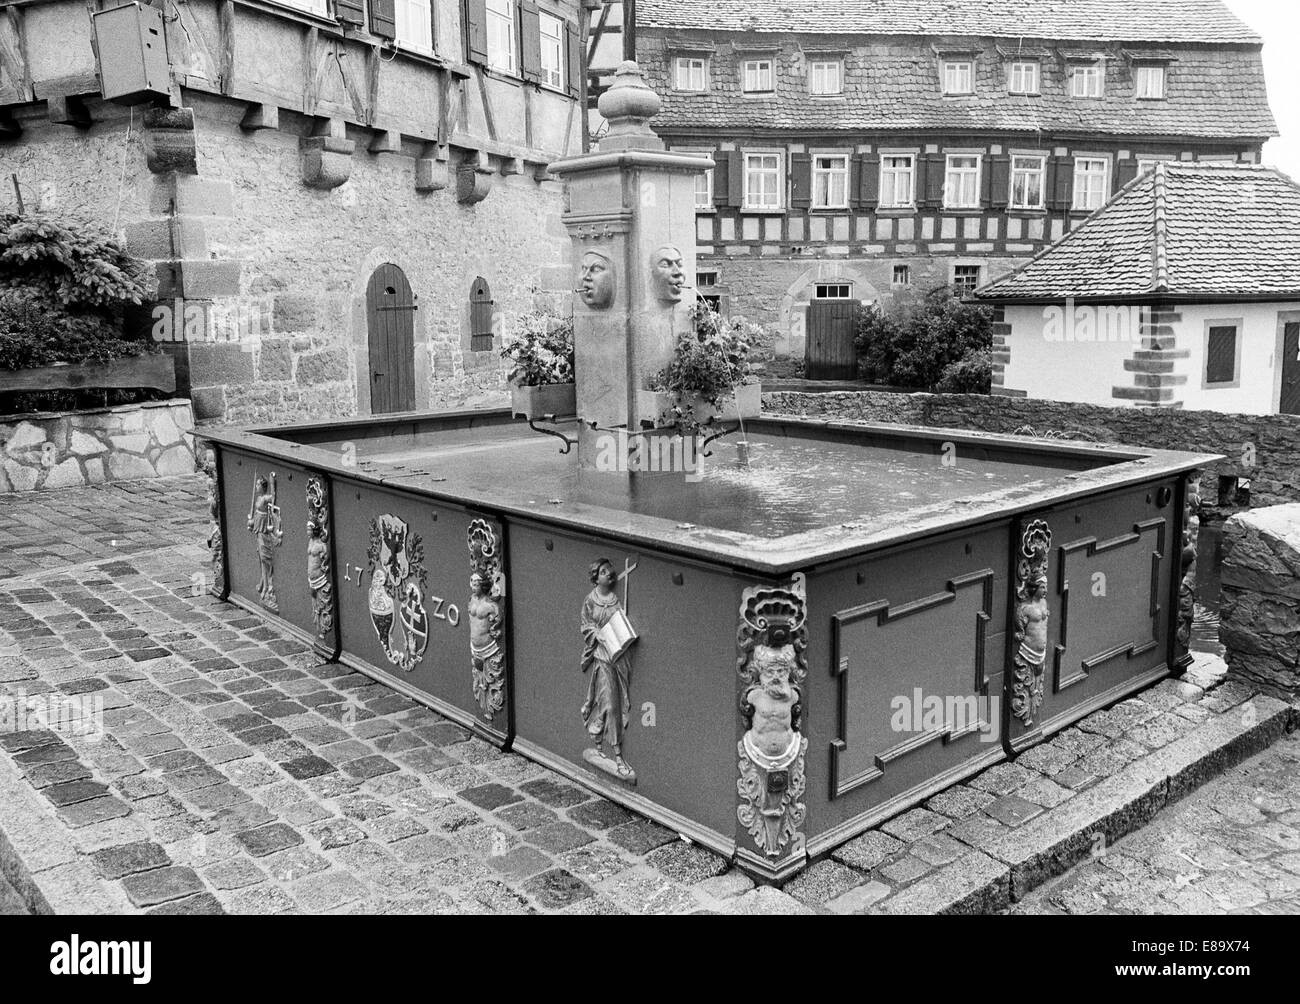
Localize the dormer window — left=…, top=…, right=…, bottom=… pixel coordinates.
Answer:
left=1134, top=63, right=1167, bottom=99
left=809, top=59, right=843, bottom=95
left=674, top=56, right=709, bottom=91
left=1008, top=60, right=1040, bottom=95
left=1070, top=62, right=1105, bottom=98
left=942, top=59, right=974, bottom=95
left=743, top=59, right=775, bottom=93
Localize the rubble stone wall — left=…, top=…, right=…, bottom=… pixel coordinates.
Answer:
left=1219, top=505, right=1300, bottom=699
left=0, top=400, right=196, bottom=493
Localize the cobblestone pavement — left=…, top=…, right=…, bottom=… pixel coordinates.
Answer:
left=1010, top=732, right=1300, bottom=915
left=0, top=478, right=1294, bottom=915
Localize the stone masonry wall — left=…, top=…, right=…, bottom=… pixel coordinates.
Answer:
left=0, top=400, right=196, bottom=493
left=1219, top=505, right=1300, bottom=698
left=762, top=390, right=1300, bottom=511
left=7, top=93, right=575, bottom=426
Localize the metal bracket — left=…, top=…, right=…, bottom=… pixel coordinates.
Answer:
left=528, top=418, right=576, bottom=454
left=701, top=422, right=741, bottom=457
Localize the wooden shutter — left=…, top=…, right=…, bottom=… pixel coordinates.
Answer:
left=519, top=2, right=541, bottom=83
left=1206, top=326, right=1237, bottom=384
left=979, top=155, right=993, bottom=208
left=334, top=0, right=365, bottom=26
left=922, top=153, right=945, bottom=208
left=465, top=0, right=488, bottom=65
left=470, top=276, right=495, bottom=351
left=565, top=20, right=582, bottom=97
left=790, top=154, right=813, bottom=210
left=370, top=0, right=396, bottom=39
left=728, top=152, right=745, bottom=207
left=1049, top=155, right=1074, bottom=211
left=990, top=154, right=1011, bottom=210
left=1115, top=158, right=1139, bottom=191
left=712, top=151, right=732, bottom=207
left=855, top=153, right=879, bottom=210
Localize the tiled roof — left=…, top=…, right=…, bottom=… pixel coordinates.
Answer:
left=643, top=39, right=1277, bottom=140
left=638, top=0, right=1262, bottom=45
left=974, top=164, right=1300, bottom=302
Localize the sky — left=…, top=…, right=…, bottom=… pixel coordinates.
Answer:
left=1224, top=0, right=1300, bottom=177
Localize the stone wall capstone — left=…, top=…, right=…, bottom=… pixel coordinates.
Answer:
left=762, top=390, right=1300, bottom=511
left=0, top=401, right=197, bottom=494
left=1219, top=505, right=1300, bottom=699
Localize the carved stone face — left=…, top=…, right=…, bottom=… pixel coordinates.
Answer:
left=577, top=251, right=616, bottom=309
left=650, top=245, right=685, bottom=303
left=753, top=644, right=796, bottom=697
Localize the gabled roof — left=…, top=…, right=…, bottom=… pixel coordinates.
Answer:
left=974, top=164, right=1300, bottom=304
left=644, top=43, right=1276, bottom=140
left=638, top=0, right=1263, bottom=45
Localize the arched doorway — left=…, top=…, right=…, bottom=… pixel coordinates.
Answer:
left=365, top=264, right=416, bottom=413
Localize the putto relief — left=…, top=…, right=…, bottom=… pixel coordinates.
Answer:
left=1011, top=520, right=1053, bottom=727
left=305, top=477, right=334, bottom=641
left=247, top=471, right=283, bottom=612
left=649, top=244, right=685, bottom=304
left=737, top=573, right=809, bottom=860
left=576, top=249, right=616, bottom=310
left=467, top=519, right=507, bottom=722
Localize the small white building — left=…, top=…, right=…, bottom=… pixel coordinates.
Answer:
left=974, top=163, right=1300, bottom=415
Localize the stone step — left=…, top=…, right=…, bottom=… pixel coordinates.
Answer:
left=1112, top=384, right=1178, bottom=403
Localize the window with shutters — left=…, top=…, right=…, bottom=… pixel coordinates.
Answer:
left=1073, top=157, right=1110, bottom=211
left=486, top=0, right=515, bottom=73
left=892, top=264, right=911, bottom=287
left=1134, top=63, right=1166, bottom=99
left=469, top=277, right=496, bottom=353
left=394, top=0, right=433, bottom=52
left=952, top=265, right=982, bottom=297
left=743, top=60, right=775, bottom=93
left=1204, top=321, right=1241, bottom=388
left=879, top=154, right=915, bottom=209
left=812, top=155, right=850, bottom=210
left=674, top=57, right=708, bottom=92
left=1010, top=155, right=1046, bottom=209
left=743, top=152, right=783, bottom=210
left=672, top=147, right=715, bottom=209
left=941, top=60, right=974, bottom=95
left=539, top=11, right=564, bottom=89
left=944, top=154, right=981, bottom=209
left=1007, top=60, right=1040, bottom=95
left=809, top=60, right=842, bottom=95
left=1070, top=62, right=1105, bottom=98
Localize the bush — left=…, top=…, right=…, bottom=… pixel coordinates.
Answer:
left=935, top=350, right=993, bottom=394
left=0, top=288, right=150, bottom=370
left=855, top=285, right=995, bottom=391
left=0, top=212, right=151, bottom=309
left=500, top=308, right=575, bottom=386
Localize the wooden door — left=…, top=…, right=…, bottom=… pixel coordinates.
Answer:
left=366, top=264, right=416, bottom=414
left=1282, top=321, right=1300, bottom=416
left=805, top=299, right=860, bottom=380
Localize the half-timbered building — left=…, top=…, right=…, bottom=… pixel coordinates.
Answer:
left=0, top=0, right=586, bottom=420
left=635, top=0, right=1278, bottom=373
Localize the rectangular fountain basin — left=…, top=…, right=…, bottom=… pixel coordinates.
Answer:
left=199, top=409, right=1216, bottom=880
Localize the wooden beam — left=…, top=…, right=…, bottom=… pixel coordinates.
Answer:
left=239, top=102, right=278, bottom=130
left=47, top=95, right=91, bottom=128
left=218, top=0, right=235, bottom=96
left=365, top=44, right=380, bottom=127
left=3, top=6, right=33, bottom=103
left=32, top=72, right=100, bottom=100
left=473, top=66, right=497, bottom=142
left=303, top=26, right=320, bottom=116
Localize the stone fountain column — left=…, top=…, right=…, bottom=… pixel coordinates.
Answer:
left=548, top=62, right=713, bottom=469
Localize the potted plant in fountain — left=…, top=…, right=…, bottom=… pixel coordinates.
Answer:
left=641, top=304, right=761, bottom=433
left=501, top=309, right=576, bottom=420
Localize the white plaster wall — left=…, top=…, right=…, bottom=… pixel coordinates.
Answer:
left=1002, top=304, right=1138, bottom=405
left=1177, top=302, right=1299, bottom=415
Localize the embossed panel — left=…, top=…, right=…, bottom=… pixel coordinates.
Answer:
left=830, top=569, right=995, bottom=799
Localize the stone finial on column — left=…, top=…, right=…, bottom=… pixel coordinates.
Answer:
left=597, top=61, right=664, bottom=153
